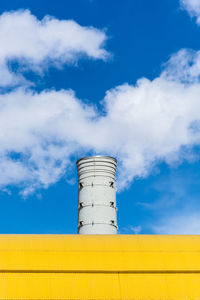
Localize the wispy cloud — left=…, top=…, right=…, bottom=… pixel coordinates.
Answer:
left=180, top=0, right=200, bottom=24
left=119, top=225, right=142, bottom=234
left=137, top=170, right=195, bottom=211
left=153, top=213, right=200, bottom=234
left=139, top=168, right=200, bottom=234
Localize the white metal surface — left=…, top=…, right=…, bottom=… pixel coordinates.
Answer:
left=76, top=156, right=117, bottom=234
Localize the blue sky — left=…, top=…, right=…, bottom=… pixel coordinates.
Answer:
left=0, top=0, right=200, bottom=234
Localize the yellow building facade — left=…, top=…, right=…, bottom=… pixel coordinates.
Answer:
left=0, top=234, right=200, bottom=299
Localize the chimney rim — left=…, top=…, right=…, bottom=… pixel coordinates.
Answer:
left=76, top=155, right=117, bottom=165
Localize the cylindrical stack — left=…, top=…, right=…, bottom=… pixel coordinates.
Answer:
left=76, top=156, right=117, bottom=234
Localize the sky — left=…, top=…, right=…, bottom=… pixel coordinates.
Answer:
left=0, top=0, right=200, bottom=234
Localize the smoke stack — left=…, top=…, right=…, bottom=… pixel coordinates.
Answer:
left=76, top=156, right=117, bottom=234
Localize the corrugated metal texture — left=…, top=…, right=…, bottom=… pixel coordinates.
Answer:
left=0, top=235, right=200, bottom=299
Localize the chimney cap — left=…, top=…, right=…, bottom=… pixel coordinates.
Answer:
left=76, top=155, right=117, bottom=165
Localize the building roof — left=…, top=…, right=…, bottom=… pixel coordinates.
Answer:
left=0, top=234, right=200, bottom=299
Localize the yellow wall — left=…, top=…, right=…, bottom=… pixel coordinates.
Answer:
left=0, top=235, right=200, bottom=299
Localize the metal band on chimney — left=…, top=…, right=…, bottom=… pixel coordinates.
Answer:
left=76, top=156, right=117, bottom=234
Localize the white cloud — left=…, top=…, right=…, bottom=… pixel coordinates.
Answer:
left=153, top=213, right=200, bottom=234
left=0, top=10, right=108, bottom=87
left=0, top=11, right=200, bottom=195
left=180, top=0, right=200, bottom=24
left=161, top=49, right=200, bottom=83
left=1, top=48, right=200, bottom=194
left=130, top=226, right=142, bottom=234
left=119, top=225, right=142, bottom=234
left=0, top=88, right=96, bottom=194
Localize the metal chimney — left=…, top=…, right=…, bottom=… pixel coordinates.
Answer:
left=76, top=156, right=117, bottom=234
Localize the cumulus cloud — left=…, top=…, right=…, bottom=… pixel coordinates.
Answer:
left=180, top=0, right=200, bottom=24
left=153, top=213, right=200, bottom=234
left=0, top=88, right=95, bottom=194
left=0, top=9, right=108, bottom=87
left=1, top=48, right=200, bottom=195
left=0, top=10, right=200, bottom=195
